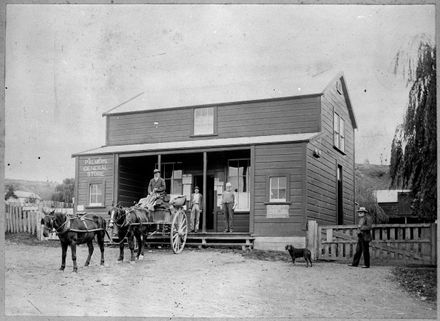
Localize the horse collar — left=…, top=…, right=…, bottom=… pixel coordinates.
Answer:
left=55, top=216, right=70, bottom=235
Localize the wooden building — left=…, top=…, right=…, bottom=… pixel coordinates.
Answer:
left=375, top=189, right=421, bottom=223
left=72, top=70, right=357, bottom=250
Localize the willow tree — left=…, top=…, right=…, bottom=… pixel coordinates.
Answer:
left=389, top=37, right=436, bottom=222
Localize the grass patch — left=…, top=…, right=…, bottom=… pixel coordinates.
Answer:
left=5, top=232, right=59, bottom=247
left=240, top=249, right=290, bottom=262
left=391, top=265, right=437, bottom=303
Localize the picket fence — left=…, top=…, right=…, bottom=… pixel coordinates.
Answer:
left=307, top=220, right=437, bottom=265
left=5, top=204, right=72, bottom=240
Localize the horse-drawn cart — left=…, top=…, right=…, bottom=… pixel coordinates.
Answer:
left=109, top=195, right=189, bottom=257
left=143, top=196, right=189, bottom=254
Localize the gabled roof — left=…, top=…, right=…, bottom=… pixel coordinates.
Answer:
left=103, top=69, right=353, bottom=116
left=11, top=191, right=41, bottom=199
left=72, top=132, right=320, bottom=157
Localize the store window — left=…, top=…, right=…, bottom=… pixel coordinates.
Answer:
left=227, top=159, right=250, bottom=211
left=159, top=162, right=183, bottom=195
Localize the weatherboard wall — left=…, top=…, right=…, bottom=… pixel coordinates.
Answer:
left=305, top=77, right=355, bottom=225
left=76, top=154, right=114, bottom=216
left=253, top=142, right=308, bottom=237
left=105, top=96, right=321, bottom=146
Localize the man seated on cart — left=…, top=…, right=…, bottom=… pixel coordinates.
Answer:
left=137, top=168, right=167, bottom=211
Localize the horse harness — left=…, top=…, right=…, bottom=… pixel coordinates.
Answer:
left=51, top=214, right=106, bottom=235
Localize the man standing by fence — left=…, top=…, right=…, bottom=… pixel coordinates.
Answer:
left=349, top=207, right=373, bottom=268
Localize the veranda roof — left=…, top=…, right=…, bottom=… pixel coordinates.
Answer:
left=72, top=132, right=320, bottom=157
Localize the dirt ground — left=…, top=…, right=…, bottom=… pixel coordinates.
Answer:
left=5, top=236, right=437, bottom=319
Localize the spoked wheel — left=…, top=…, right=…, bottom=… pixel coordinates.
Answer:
left=170, top=208, right=188, bottom=254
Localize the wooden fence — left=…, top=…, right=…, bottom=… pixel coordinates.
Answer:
left=5, top=204, right=71, bottom=240
left=307, top=220, right=437, bottom=265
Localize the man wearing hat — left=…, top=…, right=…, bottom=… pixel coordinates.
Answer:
left=189, top=186, right=203, bottom=233
left=138, top=169, right=166, bottom=211
left=349, top=207, right=373, bottom=268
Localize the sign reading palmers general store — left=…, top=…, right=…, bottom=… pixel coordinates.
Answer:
left=81, top=158, right=110, bottom=177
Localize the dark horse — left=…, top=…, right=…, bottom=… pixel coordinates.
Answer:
left=108, top=206, right=151, bottom=262
left=41, top=211, right=108, bottom=272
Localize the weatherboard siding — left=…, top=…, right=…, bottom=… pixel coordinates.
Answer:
left=253, top=142, right=307, bottom=237
left=76, top=154, right=114, bottom=217
left=305, top=78, right=355, bottom=225
left=106, top=96, right=321, bottom=145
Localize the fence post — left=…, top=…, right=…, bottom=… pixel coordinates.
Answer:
left=431, top=223, right=437, bottom=265
left=36, top=211, right=41, bottom=241
left=12, top=206, right=16, bottom=233
left=307, top=220, right=318, bottom=260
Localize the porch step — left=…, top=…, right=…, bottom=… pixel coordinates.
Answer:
left=145, top=232, right=255, bottom=250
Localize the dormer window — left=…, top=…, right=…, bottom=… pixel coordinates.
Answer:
left=193, top=107, right=216, bottom=136
left=333, top=112, right=345, bottom=153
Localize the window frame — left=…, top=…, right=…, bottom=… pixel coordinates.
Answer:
left=265, top=174, right=291, bottom=205
left=156, top=162, right=183, bottom=195
left=333, top=111, right=345, bottom=154
left=191, top=106, right=218, bottom=137
left=86, top=179, right=106, bottom=208
left=227, top=158, right=251, bottom=212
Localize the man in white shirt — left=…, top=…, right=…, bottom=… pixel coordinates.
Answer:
left=190, top=186, right=203, bottom=233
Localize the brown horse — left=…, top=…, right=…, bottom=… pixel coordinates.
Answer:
left=41, top=210, right=108, bottom=272
left=108, top=206, right=151, bottom=262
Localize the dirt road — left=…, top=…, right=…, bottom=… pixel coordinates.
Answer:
left=5, top=240, right=436, bottom=318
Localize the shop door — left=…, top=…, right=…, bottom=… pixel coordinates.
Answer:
left=193, top=175, right=215, bottom=231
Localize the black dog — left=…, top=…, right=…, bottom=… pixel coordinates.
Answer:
left=285, top=245, right=312, bottom=267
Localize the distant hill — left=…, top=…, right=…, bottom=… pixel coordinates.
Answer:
left=4, top=179, right=59, bottom=200
left=355, top=163, right=391, bottom=193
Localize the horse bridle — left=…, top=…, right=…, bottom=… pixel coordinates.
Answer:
left=45, top=214, right=70, bottom=235
left=110, top=207, right=128, bottom=228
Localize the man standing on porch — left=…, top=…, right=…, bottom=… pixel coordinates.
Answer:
left=222, top=182, right=237, bottom=233
left=190, top=186, right=203, bottom=233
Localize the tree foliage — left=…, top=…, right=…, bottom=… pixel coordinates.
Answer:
left=4, top=184, right=17, bottom=200
left=390, top=38, right=436, bottom=222
left=51, top=178, right=75, bottom=203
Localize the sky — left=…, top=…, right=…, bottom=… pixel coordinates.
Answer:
left=4, top=4, right=435, bottom=182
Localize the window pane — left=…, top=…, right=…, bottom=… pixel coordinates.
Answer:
left=194, top=107, right=214, bottom=135
left=89, top=183, right=102, bottom=205
left=278, top=189, right=286, bottom=200
left=340, top=119, right=345, bottom=137
left=270, top=176, right=278, bottom=190
left=278, top=177, right=287, bottom=189
left=333, top=113, right=339, bottom=133
left=269, top=176, right=287, bottom=202
left=228, top=159, right=250, bottom=211
left=270, top=188, right=278, bottom=200
left=340, top=136, right=345, bottom=152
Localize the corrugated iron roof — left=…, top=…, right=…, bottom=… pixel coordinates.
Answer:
left=103, top=69, right=340, bottom=115
left=375, top=189, right=412, bottom=203
left=72, top=132, right=320, bottom=157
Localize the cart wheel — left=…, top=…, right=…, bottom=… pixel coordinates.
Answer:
left=170, top=209, right=188, bottom=254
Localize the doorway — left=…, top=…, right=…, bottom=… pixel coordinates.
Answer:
left=337, top=165, right=343, bottom=225
left=193, top=175, right=215, bottom=231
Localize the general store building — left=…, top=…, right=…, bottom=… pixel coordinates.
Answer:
left=72, top=70, right=357, bottom=250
